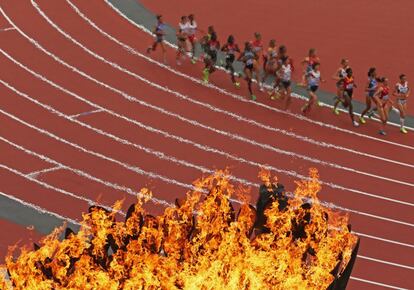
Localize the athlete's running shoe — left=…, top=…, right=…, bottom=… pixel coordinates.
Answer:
left=317, top=101, right=323, bottom=107
left=378, top=130, right=387, bottom=136
left=234, top=82, right=241, bottom=88
left=352, top=120, right=360, bottom=127
left=251, top=94, right=257, bottom=101
left=401, top=127, right=408, bottom=134
left=359, top=116, right=366, bottom=124
left=333, top=108, right=340, bottom=115
left=202, top=69, right=209, bottom=84
left=191, top=58, right=197, bottom=64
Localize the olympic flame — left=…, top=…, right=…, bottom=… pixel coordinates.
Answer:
left=0, top=168, right=357, bottom=289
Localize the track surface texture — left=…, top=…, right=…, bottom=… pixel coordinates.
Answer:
left=0, top=1, right=412, bottom=289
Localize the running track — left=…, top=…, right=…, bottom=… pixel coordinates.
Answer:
left=0, top=1, right=412, bottom=289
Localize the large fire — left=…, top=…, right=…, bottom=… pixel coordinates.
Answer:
left=0, top=168, right=358, bottom=289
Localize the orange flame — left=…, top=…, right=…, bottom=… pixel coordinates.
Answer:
left=0, top=169, right=357, bottom=289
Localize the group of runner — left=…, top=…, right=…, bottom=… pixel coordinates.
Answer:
left=147, top=14, right=409, bottom=135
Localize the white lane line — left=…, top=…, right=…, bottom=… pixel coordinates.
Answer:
left=357, top=255, right=414, bottom=271
left=103, top=0, right=414, bottom=148
left=353, top=231, right=414, bottom=249
left=1, top=136, right=412, bottom=275
left=0, top=27, right=15, bottom=32
left=0, top=135, right=173, bottom=208
left=25, top=165, right=63, bottom=178
left=1, top=164, right=115, bottom=213
left=16, top=4, right=414, bottom=190
left=350, top=277, right=409, bottom=290
left=1, top=51, right=413, bottom=213
left=68, top=108, right=103, bottom=119
left=67, top=0, right=414, bottom=170
left=0, top=79, right=256, bottom=188
left=2, top=79, right=413, bottom=229
left=1, top=103, right=414, bottom=236
left=0, top=189, right=79, bottom=226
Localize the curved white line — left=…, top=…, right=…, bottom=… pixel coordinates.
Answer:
left=1, top=48, right=413, bottom=210
left=19, top=1, right=414, bottom=189
left=103, top=0, right=414, bottom=149
left=1, top=84, right=414, bottom=229
left=66, top=0, right=414, bottom=170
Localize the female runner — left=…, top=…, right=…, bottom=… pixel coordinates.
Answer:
left=332, top=58, right=350, bottom=115
left=300, top=48, right=320, bottom=86
left=360, top=67, right=379, bottom=124
left=200, top=26, right=216, bottom=61
left=269, top=45, right=289, bottom=99
left=202, top=32, right=220, bottom=84
left=393, top=74, right=410, bottom=134
left=221, top=35, right=241, bottom=88
left=238, top=42, right=258, bottom=100
left=339, top=68, right=360, bottom=127
left=375, top=78, right=393, bottom=136
left=251, top=32, right=264, bottom=90
left=146, top=15, right=167, bottom=63
left=279, top=56, right=293, bottom=110
left=187, top=14, right=198, bottom=64
left=176, top=28, right=187, bottom=65
left=261, top=39, right=278, bottom=92
left=302, top=62, right=324, bottom=114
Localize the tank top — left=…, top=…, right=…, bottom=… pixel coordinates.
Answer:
left=396, top=81, right=409, bottom=95
left=187, top=21, right=197, bottom=35
left=338, top=68, right=347, bottom=79
left=280, top=64, right=292, bottom=81
left=155, top=22, right=165, bottom=35
left=308, top=70, right=321, bottom=86
left=224, top=43, right=238, bottom=55
left=368, top=77, right=378, bottom=92
left=252, top=40, right=263, bottom=54
left=244, top=50, right=255, bottom=65
left=380, top=86, right=390, bottom=100
left=343, top=76, right=354, bottom=90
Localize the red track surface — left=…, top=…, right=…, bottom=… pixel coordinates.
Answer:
left=0, top=1, right=413, bottom=289
left=142, top=0, right=414, bottom=115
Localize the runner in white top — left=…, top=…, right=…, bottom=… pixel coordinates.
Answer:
left=278, top=56, right=293, bottom=110
left=393, top=74, right=410, bottom=133
left=302, top=62, right=325, bottom=115
left=188, top=14, right=198, bottom=63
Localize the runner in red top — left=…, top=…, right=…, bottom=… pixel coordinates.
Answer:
left=339, top=68, right=360, bottom=127
left=221, top=35, right=241, bottom=88
left=374, top=77, right=393, bottom=135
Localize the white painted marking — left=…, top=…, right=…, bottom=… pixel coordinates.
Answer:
left=0, top=79, right=255, bottom=187
left=25, top=165, right=63, bottom=178
left=67, top=0, right=414, bottom=170
left=2, top=78, right=413, bottom=230
left=357, top=255, right=414, bottom=270
left=353, top=231, right=414, bottom=249
left=0, top=189, right=79, bottom=225
left=68, top=108, right=103, bottom=118
left=104, top=0, right=414, bottom=143
left=14, top=3, right=414, bottom=191
left=1, top=49, right=413, bottom=211
left=1, top=101, right=414, bottom=230
left=0, top=27, right=15, bottom=32
left=350, top=276, right=408, bottom=290
left=2, top=164, right=115, bottom=213
left=0, top=135, right=173, bottom=208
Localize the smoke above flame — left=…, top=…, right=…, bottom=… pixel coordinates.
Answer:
left=0, top=168, right=357, bottom=289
